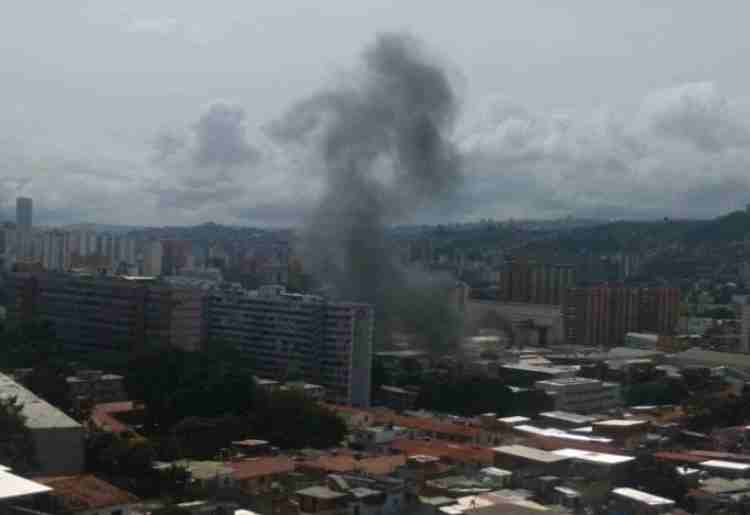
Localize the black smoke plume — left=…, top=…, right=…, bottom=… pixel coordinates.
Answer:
left=271, top=33, right=464, bottom=351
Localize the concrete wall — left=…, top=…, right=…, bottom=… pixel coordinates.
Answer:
left=466, top=300, right=564, bottom=345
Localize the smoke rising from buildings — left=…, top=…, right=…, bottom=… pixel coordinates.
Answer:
left=271, top=33, right=464, bottom=350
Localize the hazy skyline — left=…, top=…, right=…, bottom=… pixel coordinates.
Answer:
left=4, top=1, right=750, bottom=226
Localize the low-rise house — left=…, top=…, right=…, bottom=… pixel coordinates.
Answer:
left=231, top=439, right=272, bottom=457
left=295, top=486, right=350, bottom=515
left=610, top=487, right=675, bottom=515
left=351, top=425, right=410, bottom=449
left=228, top=457, right=296, bottom=496
left=153, top=460, right=235, bottom=491
left=534, top=377, right=621, bottom=414
left=551, top=448, right=634, bottom=480
left=33, top=475, right=139, bottom=515
left=699, top=459, right=750, bottom=479
left=297, top=451, right=406, bottom=478
left=378, top=386, right=418, bottom=411
left=592, top=419, right=650, bottom=448
left=0, top=373, right=84, bottom=474
left=687, top=477, right=750, bottom=514
left=66, top=370, right=126, bottom=408
left=374, top=413, right=482, bottom=444
left=176, top=500, right=240, bottom=515
left=493, top=416, right=530, bottom=430
left=537, top=411, right=601, bottom=429
left=328, top=474, right=405, bottom=515
left=492, top=446, right=569, bottom=484
left=391, top=439, right=495, bottom=469
left=90, top=402, right=144, bottom=437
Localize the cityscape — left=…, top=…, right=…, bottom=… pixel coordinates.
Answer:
left=6, top=3, right=750, bottom=515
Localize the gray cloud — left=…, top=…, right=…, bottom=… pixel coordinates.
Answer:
left=192, top=102, right=260, bottom=168
left=150, top=101, right=262, bottom=211
left=460, top=82, right=750, bottom=220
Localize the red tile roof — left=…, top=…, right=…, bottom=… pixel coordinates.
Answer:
left=297, top=453, right=406, bottom=476
left=653, top=452, right=706, bottom=465
left=228, top=457, right=295, bottom=480
left=322, top=404, right=372, bottom=417
left=374, top=413, right=481, bottom=439
left=389, top=439, right=495, bottom=466
left=35, top=475, right=139, bottom=512
left=90, top=402, right=139, bottom=435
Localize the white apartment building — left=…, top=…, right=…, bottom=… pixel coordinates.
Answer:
left=534, top=377, right=622, bottom=414
left=207, top=285, right=373, bottom=407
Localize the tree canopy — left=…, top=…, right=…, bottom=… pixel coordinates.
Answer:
left=0, top=396, right=37, bottom=473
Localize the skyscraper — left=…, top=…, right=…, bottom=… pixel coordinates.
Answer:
left=16, top=197, right=32, bottom=231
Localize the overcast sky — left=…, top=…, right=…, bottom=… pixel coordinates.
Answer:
left=4, top=1, right=750, bottom=226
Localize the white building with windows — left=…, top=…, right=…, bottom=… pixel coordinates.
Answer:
left=534, top=377, right=621, bottom=414
left=208, top=285, right=373, bottom=406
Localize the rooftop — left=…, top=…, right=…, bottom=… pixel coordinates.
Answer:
left=672, top=347, right=750, bottom=369
left=700, top=460, right=750, bottom=471
left=480, top=467, right=512, bottom=478
left=296, top=486, right=349, bottom=500
left=535, top=377, right=603, bottom=388
left=90, top=401, right=140, bottom=434
left=375, top=413, right=481, bottom=439
left=497, top=416, right=530, bottom=425
left=297, top=452, right=406, bottom=476
left=0, top=470, right=51, bottom=501
left=374, top=350, right=428, bottom=359
left=513, top=425, right=614, bottom=444
left=0, top=373, right=81, bottom=430
left=501, top=363, right=580, bottom=375
left=492, top=445, right=569, bottom=464
left=35, top=475, right=139, bottom=511
left=392, top=439, right=495, bottom=466
left=539, top=411, right=599, bottom=425
left=227, top=457, right=295, bottom=480
left=695, top=477, right=750, bottom=495
left=154, top=460, right=233, bottom=481
left=232, top=439, right=269, bottom=447
left=594, top=419, right=649, bottom=428
left=552, top=448, right=634, bottom=465
left=612, top=487, right=675, bottom=507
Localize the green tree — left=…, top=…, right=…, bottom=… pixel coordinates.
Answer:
left=25, top=361, right=73, bottom=412
left=0, top=396, right=37, bottom=473
left=250, top=391, right=347, bottom=449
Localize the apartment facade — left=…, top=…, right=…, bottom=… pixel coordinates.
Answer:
left=207, top=285, right=373, bottom=406
left=499, top=257, right=576, bottom=306
left=5, top=272, right=205, bottom=352
left=564, top=285, right=680, bottom=347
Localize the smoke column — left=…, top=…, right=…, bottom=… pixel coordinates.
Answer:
left=272, top=33, right=464, bottom=351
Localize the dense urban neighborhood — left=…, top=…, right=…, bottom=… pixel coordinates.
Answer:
left=5, top=197, right=750, bottom=514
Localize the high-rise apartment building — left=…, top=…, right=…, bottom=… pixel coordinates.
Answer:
left=141, top=240, right=163, bottom=276
left=207, top=285, right=373, bottom=406
left=499, top=257, right=575, bottom=306
left=16, top=197, right=32, bottom=231
left=564, top=285, right=680, bottom=347
left=5, top=273, right=205, bottom=352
